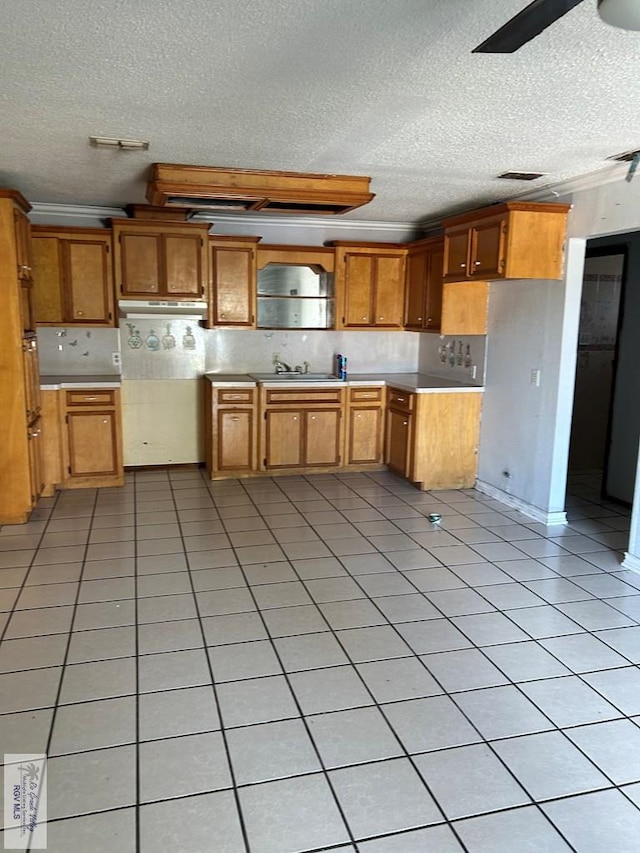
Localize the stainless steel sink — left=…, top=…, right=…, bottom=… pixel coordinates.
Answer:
left=249, top=373, right=340, bottom=382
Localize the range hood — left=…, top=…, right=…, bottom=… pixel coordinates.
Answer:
left=118, top=300, right=207, bottom=319
left=146, top=164, right=375, bottom=216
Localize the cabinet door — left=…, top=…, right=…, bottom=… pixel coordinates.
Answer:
left=164, top=233, right=204, bottom=296
left=211, top=245, right=255, bottom=326
left=67, top=411, right=119, bottom=476
left=119, top=232, right=161, bottom=295
left=470, top=217, right=506, bottom=278
left=348, top=407, right=382, bottom=464
left=385, top=409, right=412, bottom=476
left=27, top=419, right=43, bottom=507
left=13, top=208, right=32, bottom=283
left=265, top=411, right=303, bottom=468
left=443, top=228, right=470, bottom=281
left=66, top=238, right=113, bottom=324
left=217, top=409, right=254, bottom=471
left=32, top=236, right=64, bottom=323
left=22, top=338, right=41, bottom=423
left=373, top=255, right=405, bottom=328
left=343, top=253, right=373, bottom=326
left=441, top=281, right=489, bottom=336
left=305, top=409, right=341, bottom=467
left=424, top=246, right=444, bottom=331
left=405, top=249, right=428, bottom=329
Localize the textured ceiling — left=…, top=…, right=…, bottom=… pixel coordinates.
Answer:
left=2, top=0, right=640, bottom=224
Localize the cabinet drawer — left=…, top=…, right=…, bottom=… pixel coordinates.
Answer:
left=349, top=387, right=383, bottom=404
left=387, top=388, right=414, bottom=413
left=217, top=388, right=255, bottom=405
left=65, top=389, right=116, bottom=408
left=265, top=388, right=343, bottom=405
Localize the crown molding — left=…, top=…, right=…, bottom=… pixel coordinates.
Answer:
left=28, top=202, right=416, bottom=236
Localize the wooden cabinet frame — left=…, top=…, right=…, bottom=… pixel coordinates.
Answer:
left=404, top=236, right=444, bottom=332
left=31, top=227, right=115, bottom=326
left=346, top=386, right=384, bottom=466
left=204, top=383, right=258, bottom=478
left=112, top=219, right=210, bottom=299
left=207, top=236, right=261, bottom=329
left=443, top=201, right=570, bottom=284
left=59, top=388, right=124, bottom=489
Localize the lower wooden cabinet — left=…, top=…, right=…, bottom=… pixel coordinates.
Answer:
left=261, top=388, right=344, bottom=471
left=59, top=388, right=124, bottom=489
left=346, top=387, right=384, bottom=465
left=385, top=387, right=482, bottom=489
left=204, top=384, right=257, bottom=478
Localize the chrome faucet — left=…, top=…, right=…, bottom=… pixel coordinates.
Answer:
left=274, top=359, right=291, bottom=374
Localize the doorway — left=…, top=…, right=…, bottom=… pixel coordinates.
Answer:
left=568, top=246, right=625, bottom=502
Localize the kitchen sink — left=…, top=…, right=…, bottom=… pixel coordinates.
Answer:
left=248, top=373, right=340, bottom=382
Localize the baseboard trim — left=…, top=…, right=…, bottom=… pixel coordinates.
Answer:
left=622, top=552, right=640, bottom=574
left=475, top=480, right=568, bottom=525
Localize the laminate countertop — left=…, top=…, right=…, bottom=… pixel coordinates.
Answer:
left=40, top=375, right=122, bottom=390
left=204, top=372, right=484, bottom=393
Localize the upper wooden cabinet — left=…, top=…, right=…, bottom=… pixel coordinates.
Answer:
left=442, top=202, right=571, bottom=283
left=111, top=219, right=210, bottom=299
left=330, top=242, right=406, bottom=330
left=31, top=227, right=115, bottom=326
left=207, top=236, right=261, bottom=328
left=404, top=236, right=444, bottom=332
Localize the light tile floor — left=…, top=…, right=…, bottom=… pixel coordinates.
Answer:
left=0, top=468, right=638, bottom=851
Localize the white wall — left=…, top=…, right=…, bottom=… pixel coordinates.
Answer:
left=477, top=239, right=584, bottom=522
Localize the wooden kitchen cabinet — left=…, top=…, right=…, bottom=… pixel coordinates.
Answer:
left=31, top=227, right=115, bottom=326
left=260, top=386, right=344, bottom=471
left=442, top=201, right=570, bottom=283
left=60, top=388, right=124, bottom=488
left=0, top=190, right=44, bottom=523
left=440, top=280, right=490, bottom=335
left=111, top=219, right=209, bottom=299
left=204, top=383, right=258, bottom=477
left=404, top=237, right=444, bottom=332
left=346, top=386, right=384, bottom=466
left=330, top=242, right=406, bottom=330
left=385, top=387, right=482, bottom=489
left=385, top=388, right=414, bottom=477
left=207, top=236, right=261, bottom=328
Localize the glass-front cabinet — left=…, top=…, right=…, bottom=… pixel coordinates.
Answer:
left=256, top=264, right=335, bottom=329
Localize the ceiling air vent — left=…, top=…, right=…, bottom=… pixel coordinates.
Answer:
left=146, top=164, right=374, bottom=216
left=607, top=148, right=640, bottom=163
left=497, top=171, right=546, bottom=181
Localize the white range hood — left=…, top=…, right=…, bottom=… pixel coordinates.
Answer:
left=118, top=300, right=208, bottom=320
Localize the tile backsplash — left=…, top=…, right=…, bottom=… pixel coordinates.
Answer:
left=38, top=322, right=486, bottom=384
left=37, top=327, right=121, bottom=375
left=418, top=333, right=487, bottom=384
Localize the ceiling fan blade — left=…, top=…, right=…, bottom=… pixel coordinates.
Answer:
left=473, top=0, right=585, bottom=53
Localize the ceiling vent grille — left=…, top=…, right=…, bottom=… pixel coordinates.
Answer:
left=607, top=148, right=640, bottom=163
left=146, top=164, right=375, bottom=216
left=496, top=171, right=546, bottom=181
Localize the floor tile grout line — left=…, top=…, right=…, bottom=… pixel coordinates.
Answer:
left=26, top=487, right=100, bottom=853
left=3, top=469, right=637, bottom=849
left=131, top=474, right=141, bottom=853
left=166, top=472, right=253, bottom=853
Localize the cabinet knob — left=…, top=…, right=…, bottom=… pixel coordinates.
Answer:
left=356, top=414, right=361, bottom=418
left=292, top=416, right=298, bottom=421
left=361, top=316, right=367, bottom=320
left=310, top=416, right=316, bottom=420
left=378, top=316, right=384, bottom=321
left=403, top=421, right=408, bottom=426
left=475, top=261, right=481, bottom=266
left=417, top=316, right=422, bottom=321
left=76, top=310, right=84, bottom=316
left=460, top=263, right=466, bottom=268
left=231, top=416, right=239, bottom=421
left=426, top=317, right=432, bottom=323
left=220, top=313, right=226, bottom=318
left=397, top=397, right=405, bottom=402
left=102, top=419, right=108, bottom=424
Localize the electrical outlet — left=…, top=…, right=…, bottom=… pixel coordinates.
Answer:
left=530, top=368, right=541, bottom=387
left=272, top=352, right=280, bottom=364
left=112, top=352, right=121, bottom=367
